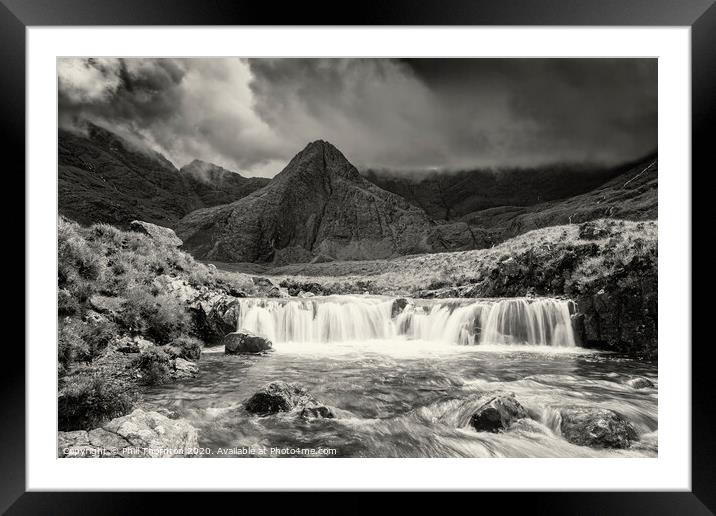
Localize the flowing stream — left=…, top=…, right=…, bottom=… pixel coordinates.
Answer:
left=141, top=295, right=657, bottom=458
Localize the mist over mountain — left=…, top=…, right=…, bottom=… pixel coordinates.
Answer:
left=362, top=155, right=656, bottom=221
left=179, top=160, right=270, bottom=207
left=58, top=123, right=268, bottom=227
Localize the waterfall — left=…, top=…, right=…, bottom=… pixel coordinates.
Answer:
left=235, top=295, right=577, bottom=347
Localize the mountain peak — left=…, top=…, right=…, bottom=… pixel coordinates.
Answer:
left=277, top=139, right=361, bottom=183
left=304, top=139, right=336, bottom=150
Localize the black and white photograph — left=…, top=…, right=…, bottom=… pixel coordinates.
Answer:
left=56, top=57, right=658, bottom=459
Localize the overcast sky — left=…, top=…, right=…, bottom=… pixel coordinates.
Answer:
left=58, top=57, right=657, bottom=177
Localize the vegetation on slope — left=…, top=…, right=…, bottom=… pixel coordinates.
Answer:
left=57, top=216, right=255, bottom=430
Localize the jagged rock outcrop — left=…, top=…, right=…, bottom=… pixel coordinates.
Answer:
left=176, top=141, right=478, bottom=264
left=58, top=409, right=199, bottom=457
left=130, top=220, right=183, bottom=247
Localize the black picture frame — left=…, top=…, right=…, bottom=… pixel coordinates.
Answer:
left=4, top=0, right=711, bottom=512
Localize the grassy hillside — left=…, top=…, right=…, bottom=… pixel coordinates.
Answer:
left=269, top=219, right=655, bottom=293
left=57, top=217, right=256, bottom=430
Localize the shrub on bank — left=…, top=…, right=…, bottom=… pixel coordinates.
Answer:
left=133, top=348, right=172, bottom=385
left=58, top=317, right=119, bottom=372
left=58, top=374, right=135, bottom=431
left=117, top=288, right=191, bottom=344
left=166, top=335, right=203, bottom=360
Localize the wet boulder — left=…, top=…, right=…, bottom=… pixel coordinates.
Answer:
left=625, top=376, right=654, bottom=389
left=391, top=298, right=410, bottom=318
left=245, top=381, right=334, bottom=419
left=300, top=403, right=336, bottom=419
left=470, top=394, right=528, bottom=433
left=223, top=331, right=272, bottom=354
left=559, top=406, right=638, bottom=449
left=245, top=381, right=313, bottom=415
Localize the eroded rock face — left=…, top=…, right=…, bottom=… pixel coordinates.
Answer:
left=191, top=292, right=241, bottom=344
left=176, top=141, right=475, bottom=264
left=130, top=220, right=183, bottom=247
left=58, top=409, right=198, bottom=458
left=245, top=381, right=334, bottom=419
left=559, top=407, right=638, bottom=449
left=391, top=298, right=410, bottom=318
left=469, top=394, right=528, bottom=433
left=223, top=331, right=272, bottom=354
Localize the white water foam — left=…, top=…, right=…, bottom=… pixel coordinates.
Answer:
left=235, top=295, right=577, bottom=348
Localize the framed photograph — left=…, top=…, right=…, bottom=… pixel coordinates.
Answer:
left=7, top=0, right=712, bottom=510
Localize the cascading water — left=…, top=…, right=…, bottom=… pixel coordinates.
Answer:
left=236, top=296, right=577, bottom=347
left=142, top=294, right=658, bottom=459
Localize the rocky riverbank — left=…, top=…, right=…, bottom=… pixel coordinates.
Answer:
left=58, top=217, right=255, bottom=433
left=57, top=215, right=657, bottom=449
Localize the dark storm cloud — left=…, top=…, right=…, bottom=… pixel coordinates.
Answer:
left=58, top=58, right=286, bottom=176
left=58, top=57, right=656, bottom=176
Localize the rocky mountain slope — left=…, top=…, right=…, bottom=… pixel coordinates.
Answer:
left=459, top=155, right=658, bottom=240
left=363, top=157, right=652, bottom=221
left=176, top=141, right=484, bottom=264
left=58, top=124, right=267, bottom=228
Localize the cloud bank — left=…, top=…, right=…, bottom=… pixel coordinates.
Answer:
left=58, top=58, right=657, bottom=176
